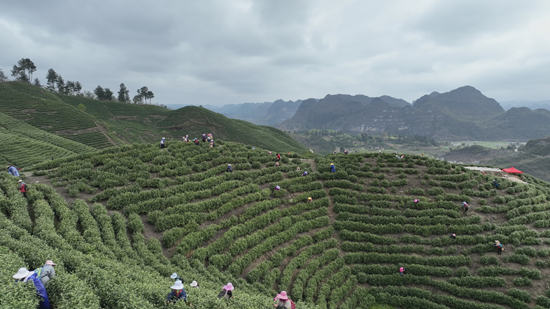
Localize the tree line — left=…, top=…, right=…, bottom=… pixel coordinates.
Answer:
left=1, top=58, right=156, bottom=105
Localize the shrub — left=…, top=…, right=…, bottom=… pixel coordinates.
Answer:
left=508, top=288, right=531, bottom=303
left=513, top=277, right=533, bottom=286
left=454, top=267, right=471, bottom=277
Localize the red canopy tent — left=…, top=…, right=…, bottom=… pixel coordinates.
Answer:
left=502, top=167, right=523, bottom=174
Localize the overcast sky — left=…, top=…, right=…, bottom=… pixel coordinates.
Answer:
left=1, top=0, right=549, bottom=106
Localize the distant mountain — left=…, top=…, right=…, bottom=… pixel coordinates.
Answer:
left=258, top=99, right=304, bottom=126
left=413, top=86, right=504, bottom=122
left=279, top=86, right=550, bottom=141
left=209, top=102, right=274, bottom=123
left=206, top=99, right=304, bottom=125
left=499, top=100, right=550, bottom=111
left=523, top=134, right=550, bottom=156
left=206, top=95, right=409, bottom=126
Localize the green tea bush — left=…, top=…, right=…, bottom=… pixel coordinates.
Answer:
left=508, top=288, right=531, bottom=303
left=513, top=277, right=532, bottom=286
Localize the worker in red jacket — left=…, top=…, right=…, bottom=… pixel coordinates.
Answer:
left=18, top=180, right=28, bottom=198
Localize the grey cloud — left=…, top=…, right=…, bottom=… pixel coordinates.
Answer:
left=0, top=0, right=549, bottom=106
left=412, top=1, right=548, bottom=45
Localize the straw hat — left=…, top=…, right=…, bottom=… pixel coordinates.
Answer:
left=170, top=273, right=178, bottom=279
left=223, top=282, right=234, bottom=291
left=307, top=197, right=312, bottom=201
left=495, top=240, right=500, bottom=245
left=275, top=291, right=288, bottom=300
left=13, top=268, right=31, bottom=279
left=171, top=280, right=184, bottom=290
left=45, top=260, right=56, bottom=266
left=331, top=163, right=334, bottom=166
left=18, top=180, right=22, bottom=183
left=190, top=281, right=198, bottom=287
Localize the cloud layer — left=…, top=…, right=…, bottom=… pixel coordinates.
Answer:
left=1, top=0, right=549, bottom=106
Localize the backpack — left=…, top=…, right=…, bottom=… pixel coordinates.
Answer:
left=290, top=300, right=296, bottom=309
left=34, top=267, right=43, bottom=280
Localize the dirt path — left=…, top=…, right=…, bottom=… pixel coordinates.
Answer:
left=94, top=121, right=118, bottom=147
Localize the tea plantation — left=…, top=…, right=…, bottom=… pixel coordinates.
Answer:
left=0, top=112, right=95, bottom=167
left=0, top=81, right=307, bottom=153
left=4, top=140, right=550, bottom=308
left=60, top=94, right=307, bottom=153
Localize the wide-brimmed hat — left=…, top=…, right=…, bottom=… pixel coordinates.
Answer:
left=190, top=280, right=198, bottom=287
left=223, top=282, right=234, bottom=291
left=495, top=240, right=500, bottom=244
left=18, top=180, right=22, bottom=183
left=170, top=273, right=178, bottom=279
left=276, top=291, right=288, bottom=300
left=307, top=197, right=312, bottom=201
left=331, top=163, right=334, bottom=166
left=13, top=268, right=31, bottom=279
left=45, top=260, right=56, bottom=266
left=6, top=166, right=10, bottom=168
left=162, top=137, right=165, bottom=139
left=414, top=199, right=418, bottom=202
left=228, top=164, right=232, bottom=166
left=171, top=280, right=184, bottom=290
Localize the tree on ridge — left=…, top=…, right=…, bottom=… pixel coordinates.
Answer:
left=46, top=68, right=58, bottom=92
left=11, top=58, right=36, bottom=82
left=117, top=83, right=130, bottom=103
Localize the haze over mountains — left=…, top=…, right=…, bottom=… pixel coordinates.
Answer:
left=208, top=86, right=550, bottom=141
left=500, top=100, right=550, bottom=111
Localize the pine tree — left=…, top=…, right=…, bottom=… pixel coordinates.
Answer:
left=11, top=58, right=36, bottom=82
left=46, top=69, right=57, bottom=92
left=117, top=83, right=130, bottom=103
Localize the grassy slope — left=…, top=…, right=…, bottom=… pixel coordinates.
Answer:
left=0, top=112, right=95, bottom=167
left=20, top=141, right=550, bottom=309
left=0, top=82, right=114, bottom=149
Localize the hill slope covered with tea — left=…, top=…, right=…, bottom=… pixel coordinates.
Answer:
left=0, top=81, right=307, bottom=154
left=3, top=140, right=550, bottom=308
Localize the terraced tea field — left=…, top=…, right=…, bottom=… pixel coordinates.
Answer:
left=0, top=82, right=116, bottom=149
left=0, top=112, right=95, bottom=167
left=6, top=141, right=545, bottom=308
